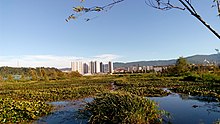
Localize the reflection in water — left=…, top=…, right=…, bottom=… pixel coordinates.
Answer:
left=179, top=94, right=219, bottom=102
left=150, top=93, right=220, bottom=124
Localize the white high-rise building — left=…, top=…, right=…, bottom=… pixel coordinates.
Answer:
left=94, top=61, right=101, bottom=73
left=71, top=61, right=84, bottom=74
left=71, top=60, right=114, bottom=75
left=88, top=61, right=101, bottom=74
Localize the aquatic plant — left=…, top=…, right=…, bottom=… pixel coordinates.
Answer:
left=85, top=91, right=164, bottom=124
left=0, top=78, right=113, bottom=123
left=0, top=74, right=219, bottom=123
left=0, top=98, right=52, bottom=123
left=0, top=79, right=112, bottom=102
left=117, top=86, right=170, bottom=97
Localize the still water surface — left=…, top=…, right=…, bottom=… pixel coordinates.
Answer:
left=36, top=93, right=220, bottom=124
left=35, top=98, right=93, bottom=124
left=150, top=93, right=220, bottom=124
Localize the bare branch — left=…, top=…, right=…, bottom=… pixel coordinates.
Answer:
left=67, top=0, right=220, bottom=39
left=184, top=0, right=197, bottom=14
left=179, top=0, right=220, bottom=39
left=217, top=0, right=220, bottom=16
left=145, top=0, right=185, bottom=10
left=102, top=0, right=125, bottom=9
left=146, top=0, right=220, bottom=39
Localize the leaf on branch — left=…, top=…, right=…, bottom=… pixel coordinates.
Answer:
left=94, top=7, right=103, bottom=12
left=84, top=8, right=90, bottom=12
left=73, top=6, right=85, bottom=12
left=85, top=18, right=90, bottom=22
left=67, top=0, right=124, bottom=22
left=66, top=14, right=76, bottom=22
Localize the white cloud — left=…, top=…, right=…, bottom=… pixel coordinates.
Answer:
left=0, top=54, right=121, bottom=68
left=93, top=54, right=121, bottom=62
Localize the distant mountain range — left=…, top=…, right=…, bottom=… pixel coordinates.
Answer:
left=113, top=54, right=220, bottom=68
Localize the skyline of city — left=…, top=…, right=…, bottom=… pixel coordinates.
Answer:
left=0, top=52, right=220, bottom=68
left=1, top=0, right=220, bottom=68
left=0, top=54, right=118, bottom=68
left=71, top=60, right=113, bottom=75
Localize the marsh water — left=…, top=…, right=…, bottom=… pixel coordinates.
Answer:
left=35, top=98, right=93, bottom=124
left=150, top=93, right=220, bottom=124
left=36, top=92, right=220, bottom=124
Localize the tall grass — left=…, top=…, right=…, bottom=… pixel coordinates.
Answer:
left=85, top=91, right=164, bottom=124
left=118, top=86, right=170, bottom=97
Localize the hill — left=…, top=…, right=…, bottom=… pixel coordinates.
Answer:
left=0, top=67, right=62, bottom=77
left=114, top=54, right=220, bottom=68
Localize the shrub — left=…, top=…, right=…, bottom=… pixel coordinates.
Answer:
left=182, top=73, right=201, bottom=82
left=68, top=71, right=82, bottom=78
left=85, top=92, right=164, bottom=124
left=201, top=73, right=220, bottom=82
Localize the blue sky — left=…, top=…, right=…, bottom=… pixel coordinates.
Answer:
left=0, top=0, right=220, bottom=68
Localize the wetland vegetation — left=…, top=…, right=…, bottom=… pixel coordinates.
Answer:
left=0, top=58, right=220, bottom=123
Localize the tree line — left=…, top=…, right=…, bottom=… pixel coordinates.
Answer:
left=163, top=57, right=220, bottom=76
left=114, top=57, right=220, bottom=82
left=0, top=67, right=82, bottom=82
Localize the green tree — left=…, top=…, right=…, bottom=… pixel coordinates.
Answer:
left=0, top=75, right=3, bottom=82
left=20, top=73, right=26, bottom=82
left=51, top=70, right=58, bottom=80
left=175, top=57, right=189, bottom=75
left=38, top=68, right=43, bottom=80
left=57, top=71, right=66, bottom=79
left=68, top=71, right=82, bottom=78
left=30, top=70, right=38, bottom=81
left=68, top=0, right=220, bottom=39
left=7, top=74, right=14, bottom=82
left=41, top=69, right=49, bottom=81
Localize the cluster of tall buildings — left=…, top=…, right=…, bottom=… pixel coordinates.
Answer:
left=71, top=61, right=113, bottom=75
